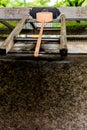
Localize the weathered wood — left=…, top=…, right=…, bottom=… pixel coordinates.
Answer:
left=0, top=14, right=28, bottom=54
left=60, top=14, right=67, bottom=56
left=0, top=8, right=29, bottom=20
left=59, top=7, right=87, bottom=20
left=0, top=7, right=87, bottom=21
left=9, top=41, right=87, bottom=54
left=60, top=14, right=67, bottom=49
left=0, top=20, right=14, bottom=30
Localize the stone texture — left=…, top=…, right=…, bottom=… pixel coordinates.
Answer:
left=0, top=60, right=87, bottom=130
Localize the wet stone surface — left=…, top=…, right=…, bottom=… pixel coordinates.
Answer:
left=0, top=60, right=87, bottom=130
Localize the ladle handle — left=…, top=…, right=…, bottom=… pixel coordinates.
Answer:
left=34, top=22, right=44, bottom=57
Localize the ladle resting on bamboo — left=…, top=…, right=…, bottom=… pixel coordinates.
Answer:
left=34, top=11, right=53, bottom=57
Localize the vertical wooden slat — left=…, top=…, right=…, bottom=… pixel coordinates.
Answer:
left=60, top=14, right=67, bottom=56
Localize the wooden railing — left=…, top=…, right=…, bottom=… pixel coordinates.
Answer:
left=0, top=7, right=87, bottom=57
left=0, top=7, right=87, bottom=21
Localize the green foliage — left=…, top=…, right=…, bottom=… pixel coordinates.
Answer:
left=54, top=1, right=64, bottom=7
left=27, top=0, right=51, bottom=7
left=0, top=0, right=24, bottom=7
left=0, top=23, right=6, bottom=29
left=36, top=0, right=50, bottom=6
left=54, top=0, right=87, bottom=7
left=0, top=21, right=17, bottom=29
left=0, top=0, right=10, bottom=7
left=66, top=21, right=87, bottom=31
left=0, top=0, right=87, bottom=7
left=62, top=0, right=86, bottom=6
left=82, top=0, right=87, bottom=6
left=52, top=21, right=87, bottom=31
left=0, top=21, right=87, bottom=32
left=7, top=0, right=24, bottom=7
left=0, top=0, right=51, bottom=7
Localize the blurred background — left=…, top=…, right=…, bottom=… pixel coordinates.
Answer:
left=0, top=0, right=87, bottom=7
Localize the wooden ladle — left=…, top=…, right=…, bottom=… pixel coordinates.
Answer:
left=34, top=12, right=53, bottom=57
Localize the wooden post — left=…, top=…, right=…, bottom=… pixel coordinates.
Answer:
left=60, top=14, right=67, bottom=56
left=0, top=14, right=28, bottom=55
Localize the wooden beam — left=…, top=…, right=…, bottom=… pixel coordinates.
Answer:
left=60, top=14, right=67, bottom=56
left=0, top=14, right=28, bottom=55
left=0, top=20, right=14, bottom=30
left=1, top=41, right=87, bottom=54
left=0, top=8, right=29, bottom=20
left=0, top=7, right=87, bottom=21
